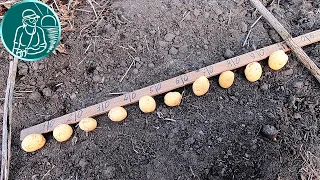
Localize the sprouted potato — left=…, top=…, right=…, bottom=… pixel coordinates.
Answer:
left=139, top=96, right=156, bottom=113
left=108, top=106, right=127, bottom=122
left=268, top=50, right=288, bottom=70
left=192, top=76, right=210, bottom=96
left=79, top=118, right=97, bottom=132
left=53, top=124, right=73, bottom=142
left=164, top=92, right=182, bottom=107
left=244, top=62, right=262, bottom=82
left=219, top=71, right=235, bottom=88
left=21, top=134, right=46, bottom=152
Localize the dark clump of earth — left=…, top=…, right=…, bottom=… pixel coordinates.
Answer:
left=0, top=0, right=320, bottom=179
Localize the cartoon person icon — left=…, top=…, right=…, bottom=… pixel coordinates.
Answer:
left=12, top=9, right=47, bottom=58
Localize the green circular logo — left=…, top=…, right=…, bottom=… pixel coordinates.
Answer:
left=1, top=0, right=61, bottom=61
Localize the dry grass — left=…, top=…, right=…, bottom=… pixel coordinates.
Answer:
left=300, top=146, right=320, bottom=180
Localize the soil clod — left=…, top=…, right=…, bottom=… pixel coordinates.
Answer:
left=261, top=125, right=279, bottom=141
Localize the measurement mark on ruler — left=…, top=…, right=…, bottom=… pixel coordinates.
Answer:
left=124, top=92, right=137, bottom=102
left=66, top=110, right=84, bottom=123
left=227, top=57, right=241, bottom=67
left=206, top=66, right=214, bottom=75
left=176, top=74, right=189, bottom=85
left=96, top=101, right=110, bottom=112
left=20, top=30, right=320, bottom=140
left=149, top=83, right=162, bottom=93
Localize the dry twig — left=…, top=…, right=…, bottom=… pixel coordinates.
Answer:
left=1, top=57, right=18, bottom=180
left=119, top=60, right=135, bottom=82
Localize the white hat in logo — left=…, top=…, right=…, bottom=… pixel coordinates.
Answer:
left=22, top=9, right=40, bottom=20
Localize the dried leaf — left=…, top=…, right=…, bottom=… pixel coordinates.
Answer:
left=63, top=26, right=75, bottom=32
left=3, top=3, right=13, bottom=9
left=55, top=43, right=68, bottom=54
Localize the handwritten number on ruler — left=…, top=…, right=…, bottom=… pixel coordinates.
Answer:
left=46, top=120, right=55, bottom=131
left=301, top=35, right=312, bottom=42
left=206, top=66, right=214, bottom=75
left=176, top=75, right=189, bottom=85
left=257, top=49, right=264, bottom=57
left=96, top=101, right=110, bottom=112
left=124, top=93, right=136, bottom=102
left=149, top=83, right=162, bottom=93
left=227, top=57, right=240, bottom=67
left=249, top=53, right=255, bottom=59
left=66, top=110, right=84, bottom=123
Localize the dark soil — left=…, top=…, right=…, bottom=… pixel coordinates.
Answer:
left=1, top=0, right=320, bottom=179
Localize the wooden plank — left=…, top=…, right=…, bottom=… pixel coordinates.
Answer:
left=20, top=29, right=320, bottom=140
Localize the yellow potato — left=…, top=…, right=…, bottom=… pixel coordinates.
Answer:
left=164, top=92, right=182, bottom=107
left=268, top=50, right=288, bottom=70
left=219, top=71, right=234, bottom=88
left=244, top=62, right=262, bottom=82
left=21, top=134, right=46, bottom=152
left=53, top=124, right=73, bottom=142
left=192, top=76, right=210, bottom=96
left=139, top=96, right=156, bottom=113
left=108, top=106, right=127, bottom=122
left=79, top=118, right=97, bottom=132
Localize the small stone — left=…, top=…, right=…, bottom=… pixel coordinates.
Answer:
left=283, top=69, right=293, bottom=76
left=293, top=81, right=304, bottom=89
left=179, top=45, right=188, bottom=54
left=87, top=52, right=94, bottom=57
left=204, top=12, right=210, bottom=18
left=184, top=137, right=195, bottom=145
left=31, top=174, right=39, bottom=180
left=120, top=61, right=127, bottom=67
left=260, top=83, right=269, bottom=91
left=70, top=93, right=77, bottom=100
left=93, top=75, right=102, bottom=83
left=164, top=33, right=175, bottom=42
left=133, top=68, right=139, bottom=74
left=136, top=63, right=141, bottom=69
left=261, top=125, right=279, bottom=141
left=134, top=57, right=141, bottom=62
left=294, top=113, right=302, bottom=119
left=96, top=66, right=103, bottom=72
left=148, top=63, right=155, bottom=68
left=78, top=159, right=89, bottom=169
left=203, top=45, right=209, bottom=50
left=29, top=91, right=42, bottom=101
left=62, top=69, right=67, bottom=74
left=158, top=41, right=169, bottom=48
left=240, top=22, right=248, bottom=32
left=31, top=62, right=39, bottom=70
left=193, top=9, right=200, bottom=17
left=169, top=47, right=178, bottom=55
left=224, top=49, right=235, bottom=59
left=150, top=29, right=156, bottom=35
left=42, top=88, right=52, bottom=97
left=39, top=64, right=45, bottom=70
left=103, top=166, right=116, bottom=179
left=18, top=63, right=29, bottom=75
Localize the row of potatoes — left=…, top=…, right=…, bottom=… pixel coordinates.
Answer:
left=21, top=50, right=288, bottom=152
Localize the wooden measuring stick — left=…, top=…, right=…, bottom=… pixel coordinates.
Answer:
left=250, top=0, right=320, bottom=83
left=1, top=57, right=18, bottom=180
left=20, top=29, right=320, bottom=140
